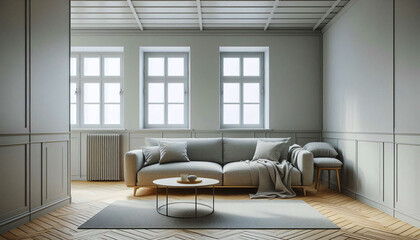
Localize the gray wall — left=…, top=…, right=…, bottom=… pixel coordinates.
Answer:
left=71, top=33, right=323, bottom=131
left=0, top=0, right=70, bottom=233
left=70, top=32, right=323, bottom=180
left=323, top=0, right=420, bottom=228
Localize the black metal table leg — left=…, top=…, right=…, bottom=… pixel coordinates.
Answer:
left=195, top=188, right=197, bottom=218
left=212, top=185, right=215, bottom=213
left=156, top=186, right=158, bottom=211
left=166, top=187, right=168, bottom=216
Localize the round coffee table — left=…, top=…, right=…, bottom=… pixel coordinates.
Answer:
left=153, top=177, right=219, bottom=218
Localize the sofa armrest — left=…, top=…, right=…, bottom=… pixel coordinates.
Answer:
left=295, top=150, right=314, bottom=186
left=124, top=150, right=144, bottom=187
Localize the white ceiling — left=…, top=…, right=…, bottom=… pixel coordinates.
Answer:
left=71, top=0, right=349, bottom=31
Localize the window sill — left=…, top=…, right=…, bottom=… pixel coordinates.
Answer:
left=71, top=128, right=126, bottom=132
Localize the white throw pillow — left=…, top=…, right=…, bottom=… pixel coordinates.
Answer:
left=252, top=140, right=286, bottom=161
left=158, top=141, right=190, bottom=164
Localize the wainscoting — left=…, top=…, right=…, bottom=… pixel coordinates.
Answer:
left=0, top=133, right=70, bottom=233
left=71, top=129, right=321, bottom=180
left=323, top=132, right=420, bottom=228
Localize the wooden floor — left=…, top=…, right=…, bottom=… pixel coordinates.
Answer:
left=1, top=181, right=419, bottom=240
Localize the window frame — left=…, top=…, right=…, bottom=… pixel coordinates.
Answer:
left=143, top=52, right=189, bottom=129
left=220, top=52, right=265, bottom=129
left=71, top=52, right=124, bottom=129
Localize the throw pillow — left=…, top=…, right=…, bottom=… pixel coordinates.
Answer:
left=259, top=138, right=291, bottom=160
left=159, top=141, right=190, bottom=164
left=303, top=142, right=338, bottom=158
left=252, top=140, right=286, bottom=161
left=142, top=146, right=160, bottom=166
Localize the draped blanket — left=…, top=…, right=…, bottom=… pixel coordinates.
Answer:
left=245, top=159, right=296, bottom=199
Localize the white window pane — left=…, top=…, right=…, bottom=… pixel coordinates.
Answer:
left=83, top=57, right=100, bottom=76
left=70, top=83, right=77, bottom=103
left=71, top=57, right=77, bottom=76
left=84, top=104, right=100, bottom=124
left=104, top=83, right=120, bottom=103
left=168, top=104, right=184, bottom=124
left=243, top=104, right=260, bottom=125
left=104, top=57, right=120, bottom=76
left=84, top=83, right=100, bottom=103
left=243, top=57, right=260, bottom=76
left=104, top=104, right=120, bottom=124
left=148, top=57, right=164, bottom=76
left=223, top=58, right=240, bottom=76
left=168, top=57, right=184, bottom=76
left=223, top=104, right=240, bottom=125
left=148, top=83, right=164, bottom=103
left=71, top=104, right=77, bottom=125
left=168, top=83, right=184, bottom=103
left=223, top=83, right=240, bottom=103
left=243, top=83, right=260, bottom=103
left=148, top=104, right=164, bottom=124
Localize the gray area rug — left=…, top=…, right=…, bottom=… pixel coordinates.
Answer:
left=79, top=200, right=338, bottom=229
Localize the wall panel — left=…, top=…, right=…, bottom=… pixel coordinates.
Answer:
left=0, top=145, right=28, bottom=222
left=31, top=0, right=69, bottom=133
left=30, top=143, right=42, bottom=209
left=0, top=0, right=27, bottom=134
left=357, top=141, right=383, bottom=202
left=0, top=0, right=70, bottom=233
left=71, top=134, right=81, bottom=179
left=43, top=142, right=68, bottom=205
left=337, top=139, right=357, bottom=192
left=396, top=144, right=420, bottom=220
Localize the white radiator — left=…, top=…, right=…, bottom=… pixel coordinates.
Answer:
left=87, top=134, right=121, bottom=181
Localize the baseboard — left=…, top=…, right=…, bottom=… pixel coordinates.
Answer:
left=30, top=197, right=71, bottom=220
left=0, top=211, right=30, bottom=234
left=394, top=210, right=420, bottom=228
left=0, top=197, right=70, bottom=234
left=320, top=178, right=394, bottom=216
left=71, top=176, right=87, bottom=181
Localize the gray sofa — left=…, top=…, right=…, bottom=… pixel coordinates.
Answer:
left=125, top=138, right=314, bottom=196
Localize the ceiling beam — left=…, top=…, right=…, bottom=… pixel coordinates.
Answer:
left=313, top=0, right=340, bottom=30
left=196, top=0, right=203, bottom=30
left=264, top=0, right=281, bottom=31
left=127, top=0, right=143, bottom=30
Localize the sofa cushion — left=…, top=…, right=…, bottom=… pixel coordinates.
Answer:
left=158, top=141, right=190, bottom=164
left=223, top=138, right=291, bottom=164
left=314, top=157, right=343, bottom=168
left=137, top=161, right=223, bottom=186
left=223, top=161, right=302, bottom=186
left=146, top=138, right=222, bottom=164
left=304, top=142, right=338, bottom=158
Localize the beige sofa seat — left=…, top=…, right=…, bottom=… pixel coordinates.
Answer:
left=223, top=161, right=302, bottom=186
left=137, top=161, right=223, bottom=186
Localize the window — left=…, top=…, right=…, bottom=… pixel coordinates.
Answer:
left=220, top=52, right=264, bottom=128
left=70, top=53, right=123, bottom=128
left=143, top=52, right=189, bottom=128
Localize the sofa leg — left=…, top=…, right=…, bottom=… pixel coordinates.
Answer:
left=133, top=186, right=140, bottom=197
left=335, top=169, right=341, bottom=193
left=328, top=170, right=331, bottom=189
left=315, top=168, right=321, bottom=191
left=302, top=187, right=307, bottom=197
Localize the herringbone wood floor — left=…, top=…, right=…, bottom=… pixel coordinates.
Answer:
left=1, top=181, right=419, bottom=240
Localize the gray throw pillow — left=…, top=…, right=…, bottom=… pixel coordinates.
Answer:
left=159, top=141, right=190, bottom=164
left=142, top=146, right=160, bottom=166
left=303, top=142, right=338, bottom=158
left=252, top=140, right=286, bottom=161
left=259, top=138, right=291, bottom=160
